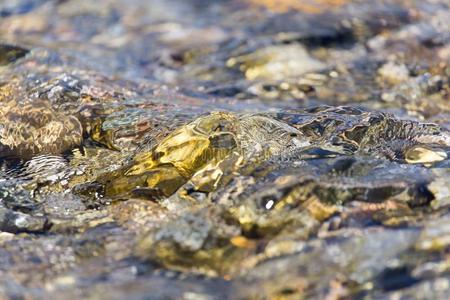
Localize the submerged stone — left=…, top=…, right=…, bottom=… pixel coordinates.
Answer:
left=405, top=146, right=447, bottom=164
left=227, top=44, right=325, bottom=81
left=0, top=101, right=83, bottom=159
left=98, top=106, right=449, bottom=202
left=101, top=111, right=309, bottom=199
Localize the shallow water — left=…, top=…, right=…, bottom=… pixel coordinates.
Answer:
left=0, top=0, right=449, bottom=299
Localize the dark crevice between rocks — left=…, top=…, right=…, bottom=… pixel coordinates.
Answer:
left=0, top=0, right=50, bottom=18
left=0, top=45, right=29, bottom=66
left=376, top=266, right=421, bottom=292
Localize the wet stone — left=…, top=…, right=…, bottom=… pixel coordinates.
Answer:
left=0, top=207, right=48, bottom=233
left=136, top=207, right=245, bottom=275
left=0, top=180, right=37, bottom=212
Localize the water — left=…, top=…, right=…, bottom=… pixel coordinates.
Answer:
left=0, top=0, right=449, bottom=299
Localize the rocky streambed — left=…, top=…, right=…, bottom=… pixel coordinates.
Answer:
left=0, top=0, right=449, bottom=299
